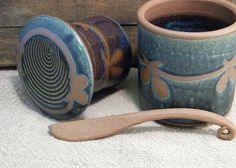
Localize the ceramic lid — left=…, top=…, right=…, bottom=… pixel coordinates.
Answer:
left=18, top=15, right=93, bottom=119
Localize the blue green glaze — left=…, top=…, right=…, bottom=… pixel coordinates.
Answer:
left=138, top=25, right=236, bottom=125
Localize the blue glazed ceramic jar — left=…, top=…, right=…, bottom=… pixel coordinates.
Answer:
left=18, top=15, right=132, bottom=120
left=137, top=0, right=236, bottom=126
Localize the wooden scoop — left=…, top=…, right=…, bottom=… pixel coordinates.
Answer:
left=48, top=108, right=236, bottom=142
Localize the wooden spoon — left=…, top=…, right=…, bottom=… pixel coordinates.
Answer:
left=49, top=108, right=236, bottom=142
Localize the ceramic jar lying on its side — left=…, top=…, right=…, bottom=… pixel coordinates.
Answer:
left=18, top=15, right=132, bottom=119
left=137, top=0, right=236, bottom=126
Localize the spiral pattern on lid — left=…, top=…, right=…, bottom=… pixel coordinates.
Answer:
left=21, top=35, right=70, bottom=111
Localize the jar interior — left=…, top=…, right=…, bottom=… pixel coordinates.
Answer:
left=151, top=15, right=230, bottom=32
left=145, top=1, right=236, bottom=32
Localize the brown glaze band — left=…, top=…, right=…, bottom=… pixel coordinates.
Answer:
left=137, top=0, right=236, bottom=39
left=71, top=17, right=132, bottom=92
left=71, top=22, right=110, bottom=91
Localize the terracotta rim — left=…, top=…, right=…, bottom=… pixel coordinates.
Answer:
left=137, top=0, right=236, bottom=39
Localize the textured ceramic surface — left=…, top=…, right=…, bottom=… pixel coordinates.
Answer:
left=138, top=0, right=236, bottom=126
left=18, top=15, right=132, bottom=120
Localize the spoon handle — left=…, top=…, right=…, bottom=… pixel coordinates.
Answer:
left=49, top=108, right=236, bottom=142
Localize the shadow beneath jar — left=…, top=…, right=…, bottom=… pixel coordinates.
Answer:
left=121, top=125, right=215, bottom=137
left=90, top=87, right=120, bottom=105
left=91, top=68, right=140, bottom=108
left=117, top=68, right=141, bottom=109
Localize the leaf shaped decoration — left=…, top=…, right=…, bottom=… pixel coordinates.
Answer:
left=68, top=74, right=89, bottom=105
left=152, top=76, right=169, bottom=98
left=110, top=66, right=124, bottom=76
left=216, top=72, right=229, bottom=92
left=73, top=90, right=89, bottom=105
left=140, top=67, right=150, bottom=84
left=110, top=49, right=123, bottom=66
left=230, top=68, right=236, bottom=82
left=71, top=75, right=89, bottom=90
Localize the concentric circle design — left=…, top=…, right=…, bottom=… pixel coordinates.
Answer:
left=21, top=35, right=71, bottom=110
left=18, top=16, right=96, bottom=119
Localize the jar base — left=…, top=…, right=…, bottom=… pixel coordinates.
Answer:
left=153, top=110, right=230, bottom=127
left=155, top=120, right=208, bottom=128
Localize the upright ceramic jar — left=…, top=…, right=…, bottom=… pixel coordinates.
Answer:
left=137, top=0, right=236, bottom=126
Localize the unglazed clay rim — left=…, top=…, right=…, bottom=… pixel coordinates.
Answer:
left=137, top=0, right=236, bottom=39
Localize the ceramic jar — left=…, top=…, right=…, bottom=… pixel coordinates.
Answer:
left=137, top=0, right=236, bottom=126
left=18, top=15, right=132, bottom=119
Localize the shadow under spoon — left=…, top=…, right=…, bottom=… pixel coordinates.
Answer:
left=48, top=108, right=236, bottom=142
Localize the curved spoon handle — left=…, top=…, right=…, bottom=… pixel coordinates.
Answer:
left=49, top=108, right=236, bottom=142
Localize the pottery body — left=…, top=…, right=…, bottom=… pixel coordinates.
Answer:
left=138, top=0, right=236, bottom=125
left=71, top=16, right=132, bottom=92
left=18, top=15, right=131, bottom=119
